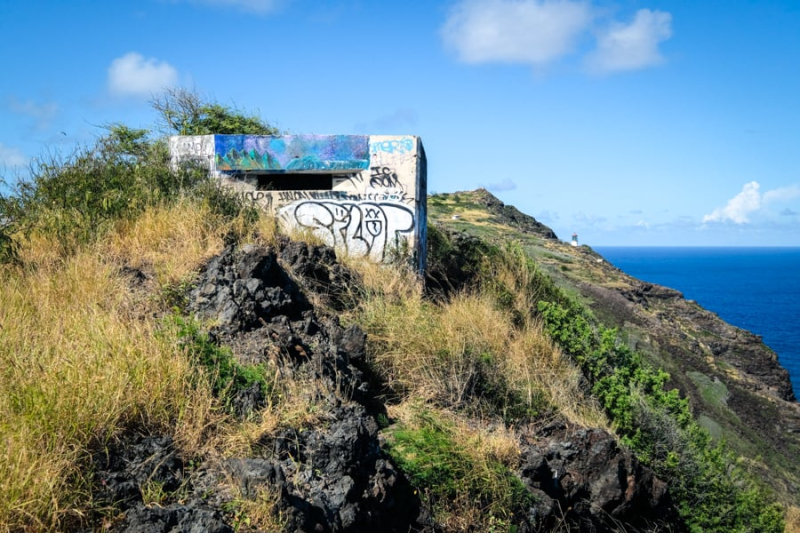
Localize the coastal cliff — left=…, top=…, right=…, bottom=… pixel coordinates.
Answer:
left=2, top=181, right=797, bottom=531
left=431, top=189, right=800, bottom=504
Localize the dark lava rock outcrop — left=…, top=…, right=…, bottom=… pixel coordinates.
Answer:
left=99, top=240, right=425, bottom=533
left=96, top=238, right=674, bottom=532
left=518, top=422, right=674, bottom=532
left=188, top=241, right=425, bottom=531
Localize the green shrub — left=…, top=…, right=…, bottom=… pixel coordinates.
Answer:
left=167, top=314, right=274, bottom=413
left=1, top=126, right=206, bottom=255
left=536, top=299, right=784, bottom=532
left=0, top=94, right=277, bottom=265
left=151, top=88, right=279, bottom=136
left=386, top=407, right=531, bottom=528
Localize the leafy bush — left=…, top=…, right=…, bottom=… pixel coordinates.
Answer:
left=0, top=125, right=207, bottom=257
left=0, top=93, right=277, bottom=265
left=536, top=298, right=784, bottom=532
left=386, top=407, right=531, bottom=530
left=151, top=88, right=279, bottom=136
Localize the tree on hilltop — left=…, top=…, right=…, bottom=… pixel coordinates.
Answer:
left=151, top=88, right=279, bottom=136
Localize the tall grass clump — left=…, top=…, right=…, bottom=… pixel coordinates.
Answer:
left=385, top=404, right=530, bottom=532
left=347, top=257, right=603, bottom=427
left=0, top=244, right=219, bottom=530
left=346, top=234, right=605, bottom=427
left=104, top=200, right=230, bottom=291
left=338, top=233, right=607, bottom=528
left=0, top=192, right=273, bottom=530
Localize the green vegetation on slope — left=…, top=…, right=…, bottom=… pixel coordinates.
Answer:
left=428, top=191, right=788, bottom=532
left=0, top=92, right=281, bottom=531
left=0, top=101, right=790, bottom=532
left=537, top=298, right=783, bottom=532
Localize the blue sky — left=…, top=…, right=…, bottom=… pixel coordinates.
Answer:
left=1, top=0, right=799, bottom=246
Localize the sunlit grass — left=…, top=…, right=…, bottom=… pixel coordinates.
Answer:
left=0, top=199, right=239, bottom=530
left=0, top=196, right=609, bottom=531
left=343, top=254, right=607, bottom=429
left=0, top=250, right=217, bottom=530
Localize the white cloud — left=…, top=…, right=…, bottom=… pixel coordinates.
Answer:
left=177, top=0, right=284, bottom=14
left=441, top=0, right=592, bottom=66
left=763, top=184, right=800, bottom=204
left=8, top=97, right=58, bottom=130
left=586, top=9, right=672, bottom=73
left=703, top=181, right=761, bottom=224
left=703, top=181, right=800, bottom=224
left=0, top=143, right=27, bottom=169
left=107, top=53, right=179, bottom=98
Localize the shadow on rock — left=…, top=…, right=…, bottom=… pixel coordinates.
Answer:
left=518, top=421, right=676, bottom=532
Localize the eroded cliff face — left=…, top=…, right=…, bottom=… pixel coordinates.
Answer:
left=430, top=189, right=800, bottom=505
left=577, top=271, right=800, bottom=500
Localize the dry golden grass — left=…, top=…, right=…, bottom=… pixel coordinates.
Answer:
left=104, top=199, right=229, bottom=287
left=786, top=506, right=800, bottom=533
left=0, top=200, right=243, bottom=531
left=0, top=250, right=218, bottom=530
left=346, top=256, right=606, bottom=429
left=0, top=196, right=607, bottom=531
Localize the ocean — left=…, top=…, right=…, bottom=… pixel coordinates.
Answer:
left=594, top=247, right=800, bottom=398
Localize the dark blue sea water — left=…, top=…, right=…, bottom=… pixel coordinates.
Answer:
left=594, top=247, right=800, bottom=397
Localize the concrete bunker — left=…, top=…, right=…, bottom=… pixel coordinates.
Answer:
left=170, top=134, right=427, bottom=272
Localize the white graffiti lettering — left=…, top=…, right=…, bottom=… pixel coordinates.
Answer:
left=280, top=201, right=414, bottom=262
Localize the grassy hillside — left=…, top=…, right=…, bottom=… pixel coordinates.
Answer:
left=0, top=106, right=796, bottom=530
left=429, top=189, right=800, bottom=524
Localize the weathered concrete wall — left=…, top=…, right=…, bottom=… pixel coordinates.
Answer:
left=170, top=134, right=427, bottom=271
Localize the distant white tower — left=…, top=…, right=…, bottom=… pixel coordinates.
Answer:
left=571, top=232, right=579, bottom=247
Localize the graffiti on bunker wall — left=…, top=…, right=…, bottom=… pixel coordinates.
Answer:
left=280, top=201, right=414, bottom=262
left=369, top=137, right=414, bottom=155
left=170, top=135, right=215, bottom=167
left=215, top=135, right=370, bottom=172
left=169, top=134, right=426, bottom=270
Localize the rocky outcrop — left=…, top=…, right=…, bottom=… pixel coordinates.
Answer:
left=188, top=241, right=427, bottom=531
left=518, top=422, right=675, bottom=532
left=98, top=241, right=426, bottom=533
left=92, top=434, right=233, bottom=533
left=473, top=188, right=559, bottom=240
left=93, top=238, right=676, bottom=532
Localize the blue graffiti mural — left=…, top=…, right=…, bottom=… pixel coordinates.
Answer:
left=215, top=135, right=370, bottom=172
